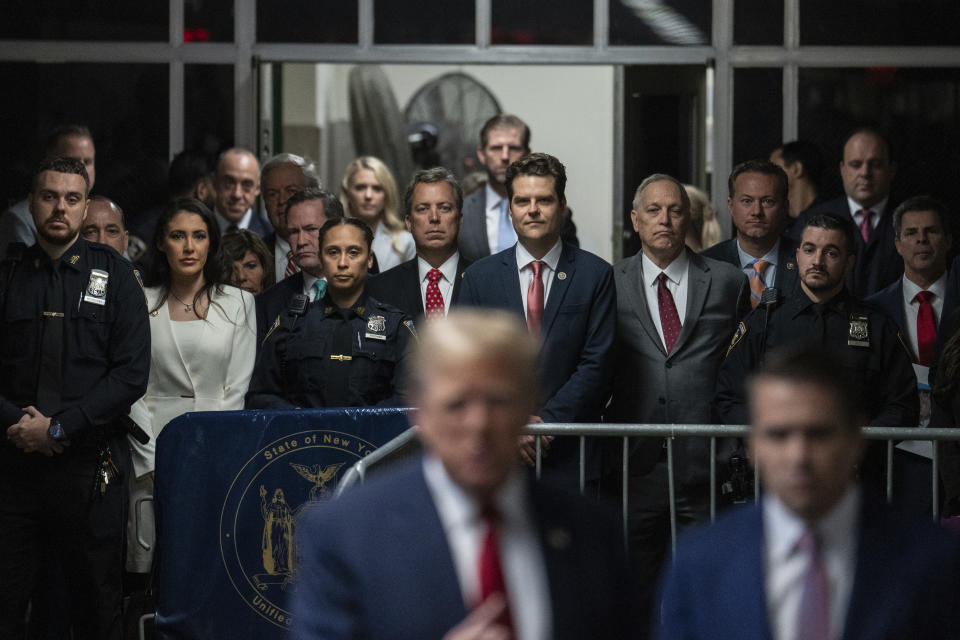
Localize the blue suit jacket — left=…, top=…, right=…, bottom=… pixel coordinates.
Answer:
left=457, top=242, right=616, bottom=478
left=657, top=491, right=960, bottom=640
left=290, top=459, right=633, bottom=640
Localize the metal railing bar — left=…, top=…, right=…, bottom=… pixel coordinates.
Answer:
left=886, top=440, right=894, bottom=503
left=579, top=436, right=586, bottom=495
left=667, top=437, right=678, bottom=558
left=709, top=436, right=717, bottom=521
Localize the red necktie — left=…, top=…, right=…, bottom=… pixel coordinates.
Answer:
left=749, top=259, right=770, bottom=309
left=796, top=528, right=830, bottom=640
left=424, top=268, right=445, bottom=321
left=527, top=260, right=544, bottom=333
left=657, top=272, right=682, bottom=353
left=285, top=250, right=299, bottom=278
left=478, top=507, right=513, bottom=632
left=915, top=290, right=937, bottom=366
left=857, top=209, right=873, bottom=243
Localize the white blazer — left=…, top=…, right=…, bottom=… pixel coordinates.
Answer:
left=129, top=284, right=256, bottom=477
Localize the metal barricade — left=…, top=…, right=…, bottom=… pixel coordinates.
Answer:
left=338, top=423, right=960, bottom=554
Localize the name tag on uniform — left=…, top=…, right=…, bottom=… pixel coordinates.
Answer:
left=84, top=269, right=109, bottom=306
left=365, top=315, right=387, bottom=341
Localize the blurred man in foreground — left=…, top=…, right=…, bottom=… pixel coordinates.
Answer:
left=659, top=344, right=960, bottom=640
left=291, top=310, right=632, bottom=640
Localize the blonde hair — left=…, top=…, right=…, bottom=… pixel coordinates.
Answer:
left=408, top=310, right=540, bottom=401
left=340, top=156, right=406, bottom=258
left=684, top=184, right=722, bottom=250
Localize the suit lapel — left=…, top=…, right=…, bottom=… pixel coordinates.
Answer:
left=156, top=296, right=198, bottom=391
left=621, top=253, right=666, bottom=356
left=401, top=259, right=425, bottom=315
left=451, top=257, right=469, bottom=304
left=501, top=247, right=524, bottom=314
left=540, top=243, right=574, bottom=336
left=671, top=250, right=710, bottom=356
left=776, top=240, right=799, bottom=296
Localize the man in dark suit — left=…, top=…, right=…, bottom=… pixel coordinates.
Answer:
left=290, top=311, right=631, bottom=640
left=366, top=167, right=470, bottom=321
left=459, top=114, right=577, bottom=262
left=702, top=159, right=799, bottom=308
left=867, top=196, right=953, bottom=513
left=254, top=187, right=343, bottom=345
left=212, top=147, right=272, bottom=237
left=458, top=153, right=616, bottom=484
left=605, top=173, right=749, bottom=636
left=658, top=344, right=960, bottom=640
left=770, top=139, right=825, bottom=239
left=798, top=127, right=900, bottom=299
left=259, top=153, right=320, bottom=286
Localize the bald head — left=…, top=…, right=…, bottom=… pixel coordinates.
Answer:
left=215, top=148, right=261, bottom=222
left=81, top=196, right=128, bottom=255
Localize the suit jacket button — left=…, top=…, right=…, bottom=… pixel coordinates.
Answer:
left=665, top=361, right=672, bottom=368
left=658, top=397, right=666, bottom=405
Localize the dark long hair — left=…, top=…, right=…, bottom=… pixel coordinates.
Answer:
left=145, top=197, right=226, bottom=318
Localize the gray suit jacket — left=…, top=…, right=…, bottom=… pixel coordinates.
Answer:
left=606, top=248, right=749, bottom=485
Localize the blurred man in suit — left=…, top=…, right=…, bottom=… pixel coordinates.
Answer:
left=459, top=114, right=577, bottom=262
left=702, top=159, right=799, bottom=307
left=606, top=173, right=748, bottom=635
left=291, top=310, right=632, bottom=640
left=260, top=153, right=320, bottom=285
left=658, top=344, right=960, bottom=640
left=212, top=148, right=270, bottom=237
left=366, top=167, right=470, bottom=321
left=800, top=127, right=900, bottom=298
left=254, top=187, right=343, bottom=345
left=459, top=153, right=615, bottom=486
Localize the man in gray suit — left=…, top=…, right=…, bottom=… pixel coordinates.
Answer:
left=605, top=173, right=749, bottom=636
left=458, top=114, right=577, bottom=262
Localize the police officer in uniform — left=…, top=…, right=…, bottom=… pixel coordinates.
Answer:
left=714, top=212, right=918, bottom=489
left=246, top=217, right=415, bottom=409
left=0, top=157, right=150, bottom=639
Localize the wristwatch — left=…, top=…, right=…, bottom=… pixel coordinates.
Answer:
left=47, top=419, right=65, bottom=441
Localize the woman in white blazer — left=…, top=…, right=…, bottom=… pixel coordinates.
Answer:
left=127, top=198, right=256, bottom=573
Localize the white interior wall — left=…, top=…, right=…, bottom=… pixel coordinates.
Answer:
left=282, top=63, right=616, bottom=262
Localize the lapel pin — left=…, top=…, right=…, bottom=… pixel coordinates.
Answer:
left=547, top=527, right=572, bottom=550
left=786, top=262, right=795, bottom=270
left=557, top=272, right=567, bottom=280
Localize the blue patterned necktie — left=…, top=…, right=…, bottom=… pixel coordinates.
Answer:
left=313, top=278, right=326, bottom=302
left=496, top=197, right=515, bottom=252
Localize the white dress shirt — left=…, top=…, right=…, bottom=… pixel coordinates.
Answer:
left=422, top=455, right=552, bottom=640
left=301, top=273, right=325, bottom=302
left=274, top=236, right=292, bottom=279
left=640, top=249, right=689, bottom=350
left=484, top=183, right=516, bottom=255
left=417, top=252, right=459, bottom=315
left=847, top=197, right=888, bottom=232
left=515, top=239, right=563, bottom=323
left=737, top=239, right=780, bottom=289
left=764, top=488, right=859, bottom=640
left=214, top=207, right=253, bottom=234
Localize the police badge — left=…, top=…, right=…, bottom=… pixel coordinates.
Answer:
left=83, top=269, right=109, bottom=306
left=848, top=314, right=870, bottom=347
left=365, top=315, right=387, bottom=340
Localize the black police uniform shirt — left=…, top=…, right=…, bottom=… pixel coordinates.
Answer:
left=246, top=292, right=415, bottom=409
left=0, top=238, right=151, bottom=465
left=714, top=287, right=919, bottom=428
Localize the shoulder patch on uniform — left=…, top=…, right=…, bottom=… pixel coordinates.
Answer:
left=262, top=315, right=281, bottom=346
left=403, top=319, right=418, bottom=340
left=725, top=321, right=747, bottom=358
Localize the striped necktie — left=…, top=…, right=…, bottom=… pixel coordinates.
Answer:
left=749, top=260, right=770, bottom=309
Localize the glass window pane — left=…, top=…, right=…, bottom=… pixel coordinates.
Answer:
left=733, top=69, right=782, bottom=165
left=185, top=65, right=234, bottom=155
left=798, top=68, right=960, bottom=229
left=801, top=0, right=960, bottom=46
left=185, top=0, right=234, bottom=43
left=610, top=0, right=710, bottom=46
left=734, top=0, right=782, bottom=45
left=375, top=0, right=474, bottom=44
left=257, top=0, right=358, bottom=43
left=0, top=0, right=166, bottom=41
left=0, top=63, right=168, bottom=235
left=492, top=0, right=592, bottom=45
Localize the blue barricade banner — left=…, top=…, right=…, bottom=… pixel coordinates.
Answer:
left=153, top=408, right=411, bottom=639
